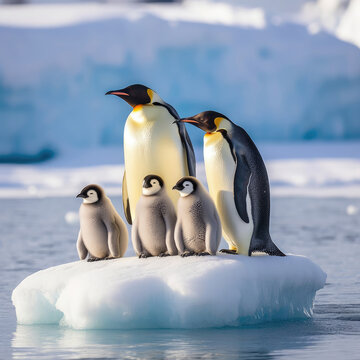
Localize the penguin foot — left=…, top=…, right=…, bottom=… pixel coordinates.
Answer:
left=219, top=249, right=238, bottom=255
left=105, top=256, right=116, bottom=260
left=197, top=252, right=211, bottom=256
left=181, top=251, right=196, bottom=257
left=87, top=257, right=102, bottom=262
left=158, top=252, right=170, bottom=257
left=139, top=253, right=150, bottom=259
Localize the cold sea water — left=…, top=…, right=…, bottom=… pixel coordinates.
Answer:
left=0, top=196, right=359, bottom=360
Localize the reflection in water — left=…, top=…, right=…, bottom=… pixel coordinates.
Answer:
left=13, top=321, right=317, bottom=359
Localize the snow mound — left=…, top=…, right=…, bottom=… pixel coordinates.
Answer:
left=12, top=255, right=326, bottom=329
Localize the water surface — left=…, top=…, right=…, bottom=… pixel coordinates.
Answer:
left=1, top=197, right=359, bottom=359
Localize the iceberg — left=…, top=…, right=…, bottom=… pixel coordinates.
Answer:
left=1, top=2, right=360, bottom=159
left=12, top=254, right=326, bottom=329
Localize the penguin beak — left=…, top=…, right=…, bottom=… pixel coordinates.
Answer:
left=106, top=88, right=140, bottom=108
left=179, top=117, right=214, bottom=132
left=180, top=117, right=199, bottom=124
left=172, top=184, right=184, bottom=191
left=105, top=90, right=129, bottom=97
left=76, top=193, right=87, bottom=199
left=143, top=183, right=152, bottom=189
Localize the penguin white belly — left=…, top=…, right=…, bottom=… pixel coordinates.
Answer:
left=124, top=105, right=187, bottom=218
left=204, top=132, right=254, bottom=255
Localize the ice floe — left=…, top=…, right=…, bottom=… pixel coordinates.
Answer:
left=12, top=254, right=326, bottom=329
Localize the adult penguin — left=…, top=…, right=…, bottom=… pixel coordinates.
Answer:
left=178, top=111, right=285, bottom=257
left=106, top=84, right=196, bottom=224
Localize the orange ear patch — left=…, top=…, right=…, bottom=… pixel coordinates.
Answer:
left=147, top=89, right=153, bottom=102
left=214, top=117, right=224, bottom=129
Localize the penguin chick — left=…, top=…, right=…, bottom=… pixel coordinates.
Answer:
left=132, top=175, right=177, bottom=258
left=76, top=184, right=128, bottom=262
left=173, top=177, right=221, bottom=257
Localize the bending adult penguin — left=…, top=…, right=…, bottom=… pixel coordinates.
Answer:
left=178, top=111, right=285, bottom=257
left=76, top=184, right=128, bottom=261
left=173, top=176, right=221, bottom=257
left=132, top=175, right=177, bottom=258
left=106, top=84, right=196, bottom=224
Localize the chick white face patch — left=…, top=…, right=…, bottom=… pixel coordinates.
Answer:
left=83, top=190, right=99, bottom=204
left=179, top=181, right=194, bottom=197
left=142, top=179, right=161, bottom=196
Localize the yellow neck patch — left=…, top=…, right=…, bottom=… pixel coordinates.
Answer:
left=204, top=130, right=222, bottom=145
left=133, top=104, right=143, bottom=112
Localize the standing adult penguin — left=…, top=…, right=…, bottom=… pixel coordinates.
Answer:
left=172, top=176, right=221, bottom=257
left=76, top=184, right=128, bottom=261
left=106, top=84, right=196, bottom=224
left=132, top=175, right=177, bottom=258
left=178, top=111, right=285, bottom=256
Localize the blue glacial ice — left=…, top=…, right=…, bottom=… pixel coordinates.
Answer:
left=0, top=7, right=360, bottom=159
left=12, top=254, right=326, bottom=329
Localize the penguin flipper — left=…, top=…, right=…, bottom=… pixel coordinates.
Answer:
left=218, top=129, right=250, bottom=224
left=122, top=171, right=132, bottom=225
left=233, top=153, right=251, bottom=224
left=76, top=230, right=88, bottom=260
left=177, top=121, right=196, bottom=177
left=155, top=101, right=196, bottom=176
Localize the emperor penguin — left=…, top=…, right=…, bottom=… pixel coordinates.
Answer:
left=172, top=176, right=221, bottom=257
left=132, top=175, right=177, bottom=258
left=179, top=111, right=285, bottom=257
left=76, top=184, right=128, bottom=261
left=105, top=84, right=196, bottom=224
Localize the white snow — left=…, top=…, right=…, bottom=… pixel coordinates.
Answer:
left=1, top=144, right=359, bottom=198
left=0, top=2, right=266, bottom=29
left=336, top=0, right=360, bottom=48
left=268, top=158, right=360, bottom=198
left=297, top=0, right=360, bottom=48
left=12, top=254, right=326, bottom=329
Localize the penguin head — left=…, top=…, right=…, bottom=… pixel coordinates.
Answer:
left=105, top=84, right=163, bottom=108
left=179, top=111, right=231, bottom=133
left=172, top=177, right=197, bottom=197
left=142, top=175, right=164, bottom=196
left=76, top=184, right=103, bottom=204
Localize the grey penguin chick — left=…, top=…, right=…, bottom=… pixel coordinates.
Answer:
left=132, top=175, right=177, bottom=258
left=173, top=177, right=221, bottom=257
left=76, top=184, right=128, bottom=262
